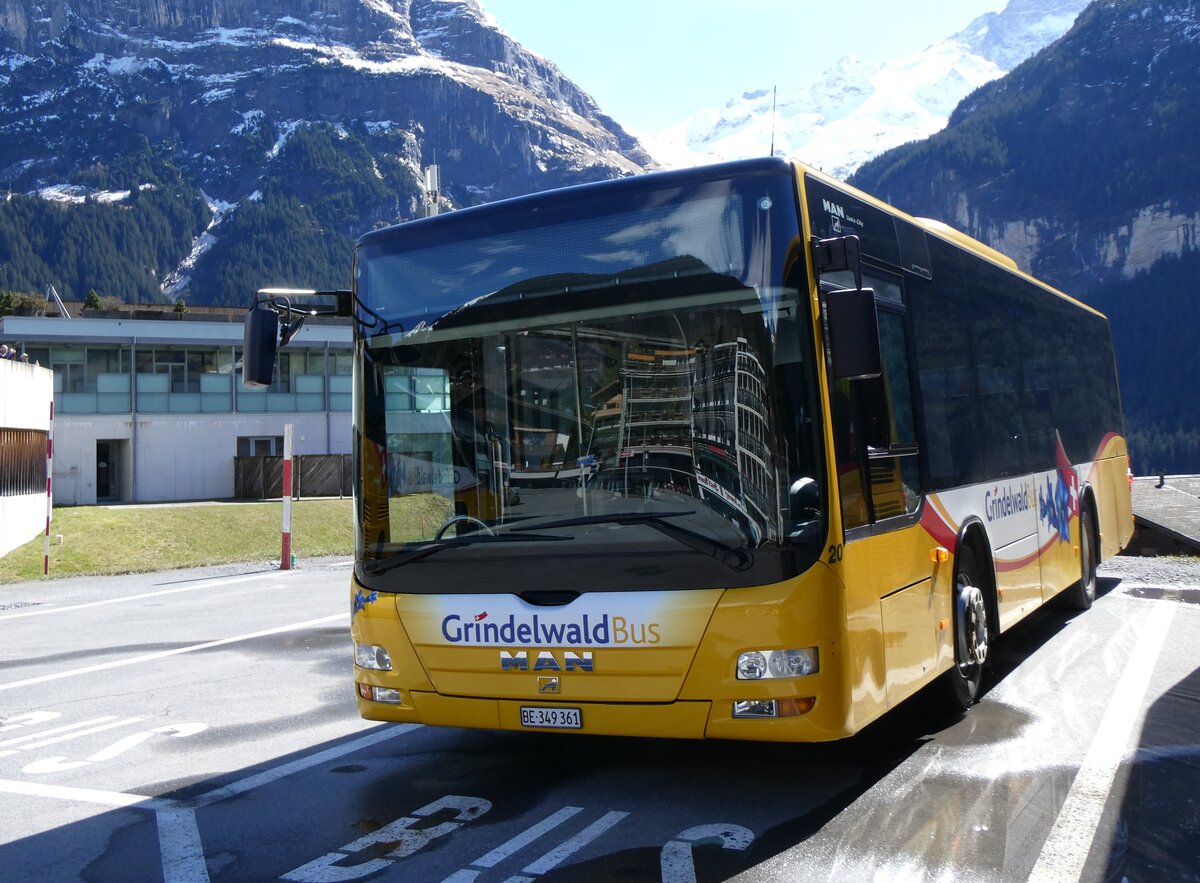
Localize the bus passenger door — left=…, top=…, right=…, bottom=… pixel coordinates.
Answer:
left=828, top=271, right=950, bottom=714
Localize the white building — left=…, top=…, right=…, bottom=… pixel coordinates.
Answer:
left=0, top=313, right=352, bottom=505
left=1, top=356, right=53, bottom=555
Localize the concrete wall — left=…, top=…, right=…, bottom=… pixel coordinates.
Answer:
left=1, top=359, right=54, bottom=557
left=52, top=412, right=352, bottom=505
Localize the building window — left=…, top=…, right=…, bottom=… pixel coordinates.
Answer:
left=237, top=436, right=285, bottom=457
left=0, top=429, right=46, bottom=497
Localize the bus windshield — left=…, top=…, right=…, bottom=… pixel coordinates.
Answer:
left=353, top=164, right=826, bottom=593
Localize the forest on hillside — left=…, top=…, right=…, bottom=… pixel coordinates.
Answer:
left=0, top=143, right=210, bottom=305
left=1088, top=251, right=1200, bottom=476
left=0, top=127, right=423, bottom=308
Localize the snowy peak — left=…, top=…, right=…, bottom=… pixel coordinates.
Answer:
left=648, top=0, right=1088, bottom=176
left=956, top=0, right=1089, bottom=70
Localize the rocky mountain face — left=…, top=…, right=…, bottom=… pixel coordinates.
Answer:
left=852, top=0, right=1200, bottom=473
left=852, top=0, right=1199, bottom=293
left=0, top=0, right=653, bottom=304
left=648, top=0, right=1088, bottom=177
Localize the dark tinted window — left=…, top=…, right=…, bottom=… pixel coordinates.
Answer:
left=910, top=235, right=1124, bottom=489
left=908, top=248, right=984, bottom=488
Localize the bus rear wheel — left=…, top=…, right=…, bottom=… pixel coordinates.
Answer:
left=1065, top=506, right=1098, bottom=610
left=945, top=546, right=990, bottom=710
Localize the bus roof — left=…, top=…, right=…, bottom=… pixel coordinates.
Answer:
left=795, top=159, right=1107, bottom=320
left=358, top=154, right=1106, bottom=321
left=356, top=156, right=796, bottom=250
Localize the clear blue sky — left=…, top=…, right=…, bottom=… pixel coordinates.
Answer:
left=480, top=0, right=1006, bottom=136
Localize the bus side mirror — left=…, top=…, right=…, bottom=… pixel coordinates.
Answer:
left=242, top=308, right=279, bottom=389
left=826, top=287, right=882, bottom=380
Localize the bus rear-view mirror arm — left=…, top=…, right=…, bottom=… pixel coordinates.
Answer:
left=242, top=288, right=353, bottom=389
left=812, top=234, right=863, bottom=291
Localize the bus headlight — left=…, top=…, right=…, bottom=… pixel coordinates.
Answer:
left=736, top=648, right=818, bottom=679
left=736, top=651, right=767, bottom=680
left=358, top=682, right=404, bottom=704
left=733, top=697, right=816, bottom=718
left=354, top=643, right=393, bottom=671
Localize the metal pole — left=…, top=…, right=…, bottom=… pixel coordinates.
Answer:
left=281, top=423, right=293, bottom=569
left=571, top=326, right=587, bottom=515
left=43, top=401, right=54, bottom=576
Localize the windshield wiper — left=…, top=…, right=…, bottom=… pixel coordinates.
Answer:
left=364, top=532, right=571, bottom=575
left=508, top=511, right=753, bottom=572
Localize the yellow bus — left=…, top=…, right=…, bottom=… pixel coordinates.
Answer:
left=244, top=157, right=1133, bottom=741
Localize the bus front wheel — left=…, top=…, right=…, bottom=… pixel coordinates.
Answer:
left=945, top=545, right=990, bottom=710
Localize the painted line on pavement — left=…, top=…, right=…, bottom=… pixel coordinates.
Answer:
left=0, top=716, right=119, bottom=749
left=0, top=613, right=348, bottom=692
left=193, top=724, right=420, bottom=808
left=157, top=805, right=212, bottom=883
left=0, top=777, right=174, bottom=810
left=13, top=717, right=143, bottom=751
left=0, top=574, right=279, bottom=621
left=3, top=724, right=421, bottom=883
left=1027, top=600, right=1177, bottom=883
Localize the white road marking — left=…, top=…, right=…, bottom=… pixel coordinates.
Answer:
left=0, top=777, right=173, bottom=809
left=0, top=716, right=120, bottom=748
left=661, top=824, right=755, bottom=883
left=0, top=613, right=348, bottom=691
left=0, top=573, right=280, bottom=621
left=518, top=810, right=629, bottom=877
left=451, top=806, right=583, bottom=878
left=16, top=717, right=142, bottom=751
left=192, top=723, right=419, bottom=808
left=1027, top=601, right=1177, bottom=882
left=283, top=794, right=489, bottom=882
left=4, top=723, right=421, bottom=883
left=0, top=710, right=62, bottom=731
left=157, top=806, right=212, bottom=883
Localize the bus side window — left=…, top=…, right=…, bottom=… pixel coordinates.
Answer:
left=829, top=274, right=921, bottom=529
left=830, top=379, right=869, bottom=529
left=869, top=306, right=921, bottom=518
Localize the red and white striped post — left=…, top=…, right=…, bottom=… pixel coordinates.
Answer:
left=43, top=401, right=54, bottom=576
left=281, top=423, right=293, bottom=570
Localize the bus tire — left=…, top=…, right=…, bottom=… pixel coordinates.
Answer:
left=945, top=545, right=990, bottom=710
left=1065, top=505, right=1098, bottom=610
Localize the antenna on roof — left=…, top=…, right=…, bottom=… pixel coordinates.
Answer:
left=424, top=163, right=441, bottom=217
left=45, top=284, right=71, bottom=319
left=769, top=85, right=777, bottom=157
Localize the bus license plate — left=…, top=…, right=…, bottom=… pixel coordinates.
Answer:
left=520, top=706, right=582, bottom=729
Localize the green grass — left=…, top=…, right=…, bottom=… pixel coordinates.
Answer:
left=0, top=499, right=354, bottom=584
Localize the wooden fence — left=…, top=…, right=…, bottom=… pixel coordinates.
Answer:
left=234, top=454, right=352, bottom=499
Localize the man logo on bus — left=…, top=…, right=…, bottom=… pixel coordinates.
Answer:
left=501, top=650, right=594, bottom=673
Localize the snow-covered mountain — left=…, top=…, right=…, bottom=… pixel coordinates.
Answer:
left=0, top=0, right=655, bottom=305
left=647, top=0, right=1088, bottom=177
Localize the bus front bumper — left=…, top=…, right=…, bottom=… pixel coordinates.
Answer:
left=356, top=690, right=839, bottom=741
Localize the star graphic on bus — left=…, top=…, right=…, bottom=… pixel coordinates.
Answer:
left=1039, top=433, right=1079, bottom=543
left=353, top=590, right=378, bottom=615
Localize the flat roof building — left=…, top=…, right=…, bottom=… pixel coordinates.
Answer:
left=1, top=356, right=53, bottom=555
left=0, top=312, right=352, bottom=505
